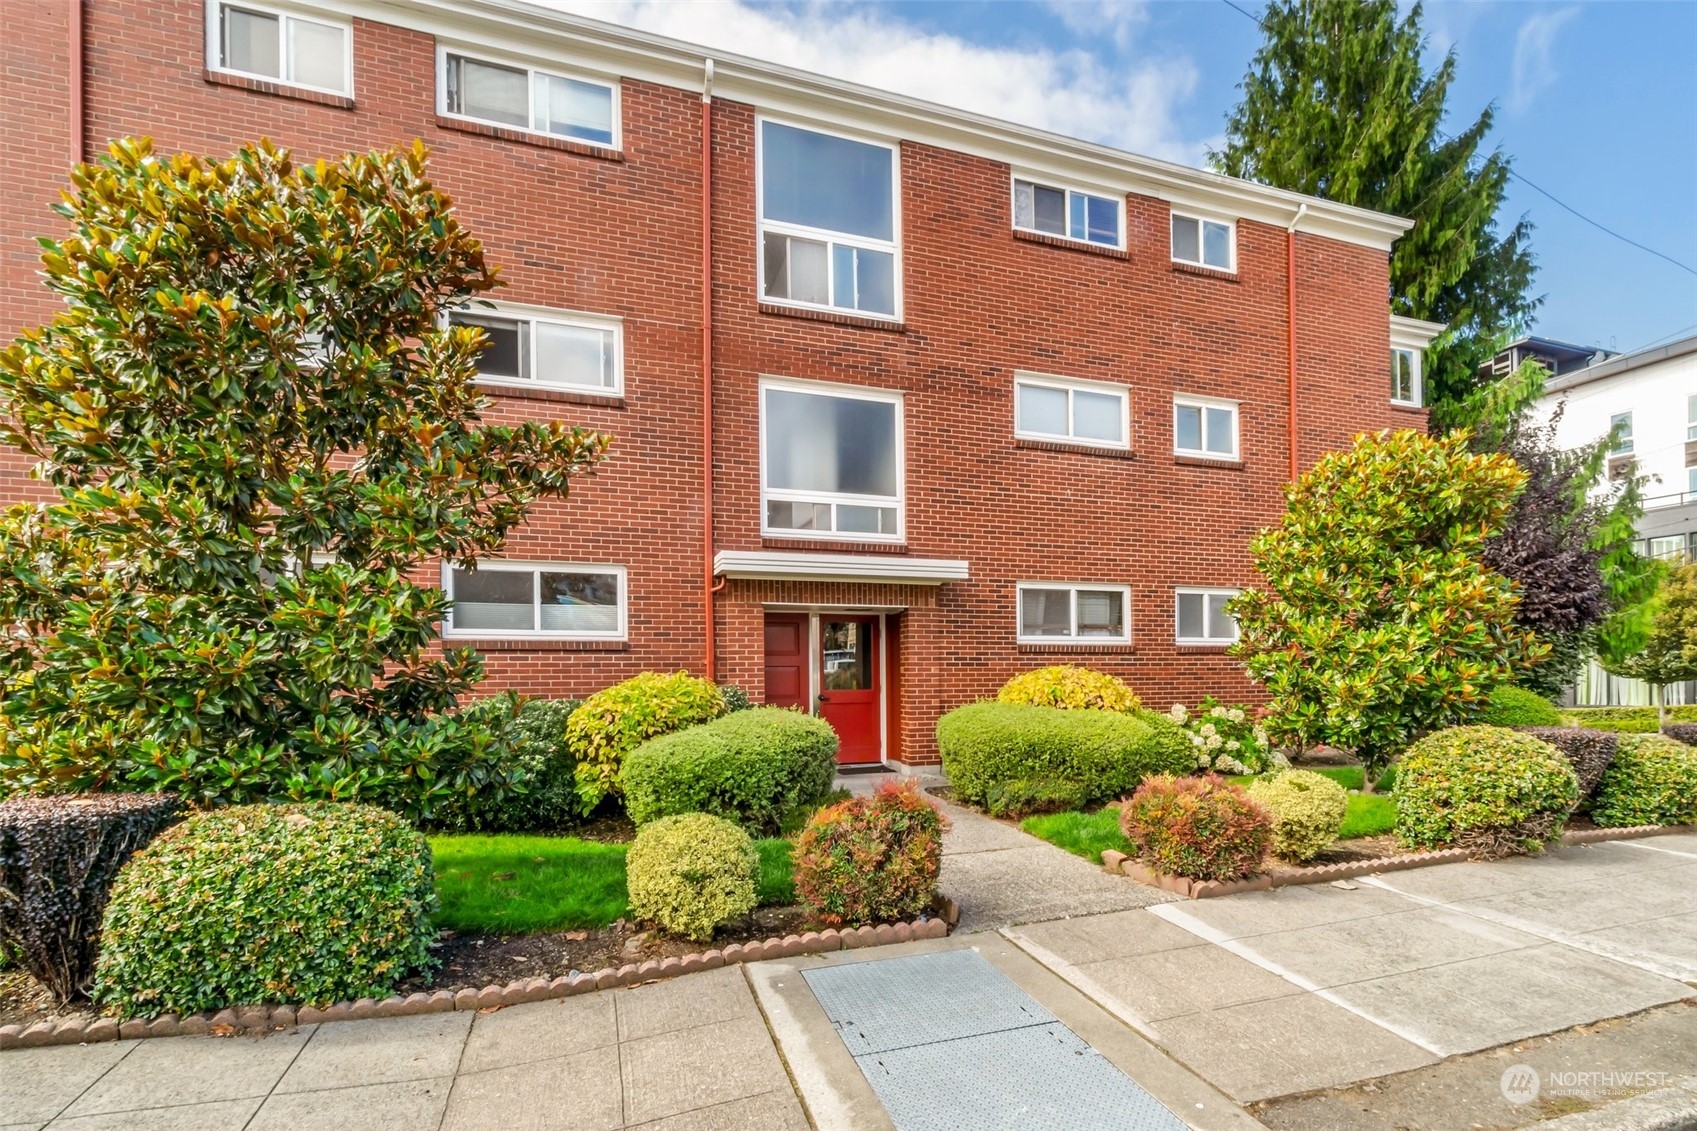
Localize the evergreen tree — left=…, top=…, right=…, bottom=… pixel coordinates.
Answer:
left=1214, top=0, right=1538, bottom=426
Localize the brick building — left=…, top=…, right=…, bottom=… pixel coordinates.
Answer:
left=1, top=0, right=1442, bottom=767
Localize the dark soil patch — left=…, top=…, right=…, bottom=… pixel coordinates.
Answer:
left=1304, top=834, right=1404, bottom=865
left=0, top=968, right=103, bottom=1029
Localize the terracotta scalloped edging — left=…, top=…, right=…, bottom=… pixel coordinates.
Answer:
left=1103, top=824, right=1693, bottom=899
left=0, top=915, right=952, bottom=1051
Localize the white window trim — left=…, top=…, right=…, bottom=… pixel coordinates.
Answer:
left=445, top=302, right=624, bottom=396
left=1175, top=587, right=1240, bottom=645
left=1170, top=210, right=1237, bottom=273
left=1686, top=394, right=1697, bottom=442
left=755, top=115, right=903, bottom=322
left=441, top=560, right=627, bottom=641
left=204, top=0, right=353, bottom=97
left=1016, top=582, right=1133, bottom=645
left=1611, top=411, right=1635, bottom=455
left=435, top=44, right=621, bottom=150
left=1391, top=347, right=1423, bottom=408
left=1010, top=175, right=1126, bottom=251
left=759, top=376, right=906, bottom=545
left=1012, top=371, right=1130, bottom=450
left=1173, top=393, right=1241, bottom=460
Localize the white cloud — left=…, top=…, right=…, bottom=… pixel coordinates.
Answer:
left=1044, top=0, right=1151, bottom=51
left=537, top=0, right=1205, bottom=165
left=1509, top=6, right=1580, bottom=115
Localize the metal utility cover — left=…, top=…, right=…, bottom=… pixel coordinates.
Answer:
left=801, top=950, right=1189, bottom=1131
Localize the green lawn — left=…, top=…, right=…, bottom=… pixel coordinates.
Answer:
left=431, top=834, right=796, bottom=934
left=1021, top=768, right=1400, bottom=865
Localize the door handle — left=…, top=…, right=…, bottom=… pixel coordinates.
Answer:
left=816, top=694, right=830, bottom=703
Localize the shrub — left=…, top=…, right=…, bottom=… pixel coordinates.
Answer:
left=1164, top=699, right=1274, bottom=773
left=996, top=666, right=1140, bottom=713
left=936, top=702, right=1192, bottom=817
left=1248, top=771, right=1349, bottom=863
left=1395, top=727, right=1579, bottom=858
left=0, top=793, right=180, bottom=1002
left=621, top=708, right=838, bottom=834
left=1483, top=686, right=1562, bottom=728
left=1589, top=734, right=1697, bottom=828
left=1517, top=727, right=1618, bottom=798
left=1120, top=775, right=1271, bottom=881
left=625, top=813, right=757, bottom=941
left=793, top=781, right=947, bottom=926
left=567, top=672, right=728, bottom=812
left=719, top=685, right=752, bottom=712
left=94, top=804, right=436, bottom=1017
left=430, top=697, right=580, bottom=833
left=1661, top=723, right=1697, bottom=747
left=1559, top=706, right=1697, bottom=733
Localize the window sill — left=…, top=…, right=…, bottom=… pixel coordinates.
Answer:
left=1175, top=642, right=1235, bottom=653
left=204, top=69, right=354, bottom=109
left=760, top=537, right=909, bottom=554
left=1014, top=437, right=1134, bottom=459
left=445, top=638, right=629, bottom=652
left=1389, top=402, right=1428, bottom=415
left=1173, top=454, right=1244, bottom=470
left=480, top=383, right=626, bottom=408
left=1017, top=642, right=1135, bottom=655
left=1170, top=261, right=1239, bottom=282
left=434, top=115, right=624, bottom=161
left=1012, top=229, right=1129, bottom=260
left=758, top=303, right=906, bottom=333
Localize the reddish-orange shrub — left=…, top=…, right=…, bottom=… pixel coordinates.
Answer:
left=792, top=781, right=948, bottom=927
left=1119, top=775, right=1272, bottom=881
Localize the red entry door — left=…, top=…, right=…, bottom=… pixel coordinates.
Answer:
left=818, top=616, right=881, bottom=764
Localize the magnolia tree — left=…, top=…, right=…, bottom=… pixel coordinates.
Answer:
left=0, top=139, right=609, bottom=817
left=1228, top=429, right=1546, bottom=784
left=1603, top=560, right=1697, bottom=725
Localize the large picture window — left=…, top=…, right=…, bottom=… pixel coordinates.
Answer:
left=761, top=380, right=903, bottom=541
left=447, top=307, right=621, bottom=394
left=208, top=1, right=350, bottom=95
left=440, top=50, right=616, bottom=147
left=1017, top=584, right=1130, bottom=643
left=759, top=120, right=899, bottom=318
left=444, top=562, right=625, bottom=639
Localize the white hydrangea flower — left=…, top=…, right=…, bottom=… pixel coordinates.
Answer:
left=1210, top=705, right=1227, bottom=718
left=1226, top=739, right=1240, bottom=751
left=1253, top=726, right=1269, bottom=744
left=1228, top=708, right=1246, bottom=723
left=1217, top=756, right=1248, bottom=775
left=1195, top=753, right=1210, bottom=768
left=1206, top=734, right=1223, bottom=750
left=1269, top=749, right=1291, bottom=769
left=1169, top=704, right=1188, bottom=722
left=1199, top=723, right=1217, bottom=738
left=1191, top=734, right=1205, bottom=747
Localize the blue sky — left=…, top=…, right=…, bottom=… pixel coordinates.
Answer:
left=560, top=1, right=1697, bottom=355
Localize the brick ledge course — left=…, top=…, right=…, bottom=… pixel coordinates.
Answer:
left=1101, top=823, right=1690, bottom=899
left=0, top=911, right=956, bottom=1051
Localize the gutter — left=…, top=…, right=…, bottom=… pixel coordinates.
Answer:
left=1286, top=203, right=1307, bottom=481
left=69, top=0, right=83, bottom=167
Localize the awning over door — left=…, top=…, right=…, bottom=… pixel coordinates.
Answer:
left=713, top=550, right=969, bottom=586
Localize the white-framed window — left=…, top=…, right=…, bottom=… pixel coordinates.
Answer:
left=1017, top=583, right=1130, bottom=644
left=1611, top=411, right=1634, bottom=455
left=439, top=48, right=617, bottom=147
left=1175, top=588, right=1239, bottom=644
left=760, top=378, right=903, bottom=542
left=1687, top=466, right=1697, bottom=495
left=758, top=119, right=900, bottom=319
left=1173, top=394, right=1239, bottom=460
left=206, top=1, right=351, bottom=96
left=1171, top=212, right=1235, bottom=271
left=1012, top=178, right=1122, bottom=249
left=447, top=306, right=621, bottom=395
left=1391, top=348, right=1422, bottom=407
left=1013, top=372, right=1129, bottom=449
left=443, top=561, right=626, bottom=640
left=1686, top=395, right=1696, bottom=441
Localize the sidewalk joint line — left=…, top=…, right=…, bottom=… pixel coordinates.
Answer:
left=41, top=1031, right=136, bottom=1125
left=240, top=1020, right=318, bottom=1131
left=998, top=926, right=1163, bottom=1044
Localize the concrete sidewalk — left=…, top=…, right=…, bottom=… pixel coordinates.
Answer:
left=1007, top=832, right=1697, bottom=1107
left=1, top=966, right=807, bottom=1130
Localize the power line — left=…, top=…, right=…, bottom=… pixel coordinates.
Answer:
left=1216, top=0, right=1697, bottom=278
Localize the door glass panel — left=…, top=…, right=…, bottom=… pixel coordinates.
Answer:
left=821, top=621, right=873, bottom=690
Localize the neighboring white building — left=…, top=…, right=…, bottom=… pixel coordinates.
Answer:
left=1528, top=331, right=1697, bottom=704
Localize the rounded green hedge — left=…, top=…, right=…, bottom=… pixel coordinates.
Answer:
left=621, top=707, right=838, bottom=834
left=567, top=672, right=728, bottom=812
left=625, top=813, right=758, bottom=941
left=1395, top=726, right=1579, bottom=857
left=94, top=803, right=436, bottom=1017
left=1589, top=734, right=1697, bottom=828
left=1247, top=770, right=1348, bottom=863
left=936, top=702, right=1193, bottom=816
left=1481, top=686, right=1562, bottom=728
left=431, top=696, right=580, bottom=833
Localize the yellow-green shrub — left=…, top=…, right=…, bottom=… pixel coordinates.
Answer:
left=567, top=673, right=727, bottom=812
left=1589, top=734, right=1697, bottom=827
left=625, top=813, right=757, bottom=941
left=1247, top=770, right=1348, bottom=862
left=996, top=666, right=1140, bottom=713
left=1396, top=726, right=1578, bottom=857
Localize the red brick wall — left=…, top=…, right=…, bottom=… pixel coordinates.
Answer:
left=0, top=2, right=1425, bottom=766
